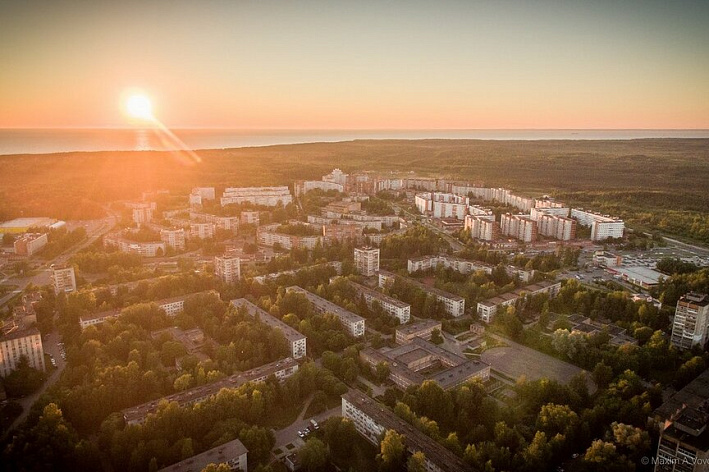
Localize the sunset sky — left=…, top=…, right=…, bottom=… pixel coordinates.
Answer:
left=1, top=0, right=708, bottom=129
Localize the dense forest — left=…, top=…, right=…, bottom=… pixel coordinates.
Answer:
left=1, top=139, right=708, bottom=242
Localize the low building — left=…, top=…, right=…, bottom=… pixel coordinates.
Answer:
left=13, top=232, right=48, bottom=256
left=593, top=250, right=622, bottom=267
left=395, top=319, right=442, bottom=345
left=350, top=282, right=410, bottom=324
left=231, top=299, right=307, bottom=359
left=52, top=265, right=76, bottom=294
left=379, top=270, right=465, bottom=317
left=286, top=286, right=365, bottom=337
left=0, top=217, right=57, bottom=234
left=215, top=255, right=241, bottom=284
left=610, top=266, right=663, bottom=289
left=342, top=391, right=472, bottom=472
left=476, top=280, right=562, bottom=323
left=123, top=358, right=299, bottom=425
left=354, top=247, right=380, bottom=276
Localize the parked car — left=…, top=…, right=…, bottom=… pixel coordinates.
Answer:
left=310, top=419, right=320, bottom=430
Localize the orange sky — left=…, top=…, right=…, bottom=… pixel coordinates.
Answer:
left=1, top=1, right=708, bottom=129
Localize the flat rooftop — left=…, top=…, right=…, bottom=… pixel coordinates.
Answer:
left=286, top=286, right=365, bottom=325
left=396, top=319, right=441, bottom=336
left=231, top=299, right=306, bottom=343
left=653, top=369, right=709, bottom=424
left=0, top=217, right=56, bottom=230
left=615, top=266, right=663, bottom=285
left=351, top=282, right=410, bottom=309
left=158, top=438, right=247, bottom=472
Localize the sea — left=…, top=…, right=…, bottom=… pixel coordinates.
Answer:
left=0, top=128, right=708, bottom=156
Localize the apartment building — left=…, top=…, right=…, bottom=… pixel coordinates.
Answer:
left=459, top=187, right=535, bottom=212
left=323, top=224, right=363, bottom=244
left=0, top=326, right=45, bottom=377
left=530, top=207, right=570, bottom=220
left=52, top=265, right=76, bottom=294
left=322, top=168, right=348, bottom=186
left=190, top=212, right=240, bottom=233
left=251, top=261, right=342, bottom=285
left=360, top=337, right=490, bottom=391
left=378, top=270, right=465, bottom=317
left=220, top=186, right=293, bottom=207
left=395, top=319, right=442, bottom=345
left=215, top=255, right=241, bottom=284
left=537, top=214, right=577, bottom=241
left=354, top=247, right=380, bottom=276
left=408, top=255, right=493, bottom=275
left=231, top=299, right=307, bottom=359
left=500, top=214, right=538, bottom=243
left=13, top=232, right=48, bottom=256
left=670, top=293, right=709, bottom=351
left=294, top=180, right=344, bottom=196
left=190, top=222, right=216, bottom=239
left=160, top=228, right=186, bottom=251
left=104, top=233, right=166, bottom=257
left=342, top=391, right=472, bottom=472
left=476, top=280, right=562, bottom=323
left=464, top=214, right=499, bottom=241
left=130, top=203, right=154, bottom=225
left=159, top=438, right=247, bottom=472
left=415, top=192, right=470, bottom=220
left=286, top=286, right=365, bottom=337
left=257, top=224, right=323, bottom=250
left=191, top=187, right=216, bottom=200
left=350, top=282, right=410, bottom=324
left=570, top=209, right=625, bottom=241
left=122, top=358, right=299, bottom=425
left=240, top=211, right=260, bottom=225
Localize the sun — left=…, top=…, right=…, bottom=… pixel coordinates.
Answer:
left=125, top=94, right=154, bottom=121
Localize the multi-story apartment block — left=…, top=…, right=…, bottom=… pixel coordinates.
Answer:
left=122, top=357, right=299, bottom=425
left=530, top=206, right=570, bottom=220
left=500, top=214, right=538, bottom=243
left=354, top=247, right=380, bottom=276
left=477, top=280, right=562, bottom=323
left=104, top=234, right=166, bottom=257
left=220, top=186, right=293, bottom=207
left=286, top=286, right=365, bottom=337
left=190, top=212, right=240, bottom=233
left=52, top=265, right=76, bottom=294
left=670, top=293, right=709, bottom=351
left=459, top=187, right=535, bottom=212
left=395, top=319, right=442, bottom=345
left=251, top=261, right=342, bottom=284
left=257, top=223, right=323, bottom=250
left=570, top=209, right=625, bottom=241
left=190, top=222, right=216, bottom=239
left=231, top=299, right=307, bottom=359
left=215, top=254, right=241, bottom=284
left=79, top=291, right=220, bottom=329
left=322, top=201, right=361, bottom=217
left=191, top=187, right=216, bottom=201
left=322, top=168, right=348, bottom=186
left=0, top=326, right=45, bottom=377
left=294, top=180, right=344, bottom=196
left=342, top=391, right=471, bottom=472
left=379, top=270, right=465, bottom=317
left=160, top=228, right=186, bottom=251
left=408, top=255, right=493, bottom=275
left=537, top=214, right=577, bottom=241
left=350, top=282, right=410, bottom=324
left=464, top=214, right=499, bottom=241
left=360, top=337, right=490, bottom=391
left=651, top=369, right=709, bottom=472
left=415, top=192, right=470, bottom=220
left=323, top=224, right=363, bottom=244
left=240, top=211, right=260, bottom=225
left=130, top=203, right=154, bottom=225
left=158, top=438, right=248, bottom=472
left=13, top=232, right=48, bottom=256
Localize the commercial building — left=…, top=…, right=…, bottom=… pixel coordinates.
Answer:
left=593, top=250, right=622, bottom=267
left=570, top=209, right=625, bottom=241
left=354, top=247, right=380, bottom=276
left=464, top=214, right=499, bottom=241
left=220, top=186, right=293, bottom=207
left=670, top=293, right=709, bottom=351
left=476, top=280, right=562, bottom=323
left=159, top=438, right=247, bottom=472
left=215, top=255, right=241, bottom=284
left=190, top=223, right=216, bottom=239
left=0, top=217, right=58, bottom=234
left=13, top=232, right=48, bottom=256
left=286, top=286, right=365, bottom=337
left=160, top=228, right=186, bottom=251
left=350, top=282, right=410, bottom=324
left=342, top=391, right=471, bottom=472
left=500, top=214, right=538, bottom=243
left=379, top=271, right=465, bottom=317
left=0, top=325, right=45, bottom=377
left=231, top=299, right=307, bottom=359
left=122, top=357, right=299, bottom=425
left=395, top=319, right=442, bottom=345
left=79, top=291, right=219, bottom=330
left=52, top=265, right=76, bottom=294
left=651, top=369, right=709, bottom=472
left=608, top=266, right=663, bottom=290
left=359, top=337, right=490, bottom=391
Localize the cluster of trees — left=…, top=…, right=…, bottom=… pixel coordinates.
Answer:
left=121, top=227, right=162, bottom=242
left=655, top=257, right=700, bottom=275
left=71, top=249, right=142, bottom=273
left=652, top=267, right=709, bottom=307
left=380, top=225, right=449, bottom=268
left=380, top=276, right=449, bottom=320
left=361, top=197, right=394, bottom=216
left=40, top=227, right=87, bottom=259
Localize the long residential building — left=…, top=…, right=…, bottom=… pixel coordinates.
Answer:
left=104, top=234, right=166, bottom=257
left=159, top=438, right=247, bottom=472
left=350, top=282, right=410, bottom=324
left=322, top=224, right=363, bottom=244
left=395, top=319, right=442, bottom=345
left=500, top=214, right=538, bottom=243
left=79, top=291, right=220, bottom=330
left=251, top=261, right=342, bottom=285
left=464, top=214, right=499, bottom=241
left=0, top=326, right=45, bottom=377
left=342, top=391, right=472, bottom=472
left=570, top=209, right=625, bottom=241
left=537, top=214, right=576, bottom=241
left=230, top=299, right=307, bottom=359
left=415, top=192, right=470, bottom=220
left=257, top=223, right=323, bottom=250
left=286, top=286, right=365, bottom=337
left=294, top=180, right=344, bottom=196
left=378, top=270, right=465, bottom=317
left=13, top=232, right=48, bottom=256
left=476, top=280, right=562, bottom=323
left=670, top=292, right=709, bottom=351
left=220, top=186, right=293, bottom=207
left=407, top=255, right=535, bottom=282
left=190, top=212, right=240, bottom=233
left=190, top=222, right=216, bottom=239
left=122, top=357, right=299, bottom=425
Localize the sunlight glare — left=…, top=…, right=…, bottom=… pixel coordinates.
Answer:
left=125, top=94, right=154, bottom=121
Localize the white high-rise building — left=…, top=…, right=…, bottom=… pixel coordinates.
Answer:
left=160, top=228, right=186, bottom=251
left=215, top=255, right=241, bottom=284
left=0, top=328, right=45, bottom=377
left=500, top=214, right=538, bottom=243
left=670, top=292, right=709, bottom=351
left=52, top=266, right=76, bottom=294
left=354, top=247, right=380, bottom=276
left=464, top=214, right=499, bottom=241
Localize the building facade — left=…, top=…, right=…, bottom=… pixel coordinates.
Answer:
left=354, top=247, right=380, bottom=276
left=13, top=232, right=48, bottom=256
left=215, top=255, right=241, bottom=284
left=231, top=299, right=307, bottom=359
left=220, top=186, right=293, bottom=207
left=52, top=266, right=76, bottom=294
left=670, top=293, right=709, bottom=351
left=0, top=327, right=45, bottom=377
left=160, top=228, right=186, bottom=251
left=286, top=286, right=365, bottom=337
left=500, top=214, right=538, bottom=243
left=351, top=282, right=410, bottom=324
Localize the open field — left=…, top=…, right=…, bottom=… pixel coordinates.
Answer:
left=1, top=139, right=708, bottom=242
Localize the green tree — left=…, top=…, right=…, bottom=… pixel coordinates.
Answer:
left=299, top=437, right=329, bottom=472
left=377, top=429, right=406, bottom=472
left=407, top=451, right=427, bottom=472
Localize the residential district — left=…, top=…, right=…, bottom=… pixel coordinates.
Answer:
left=1, top=169, right=709, bottom=472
